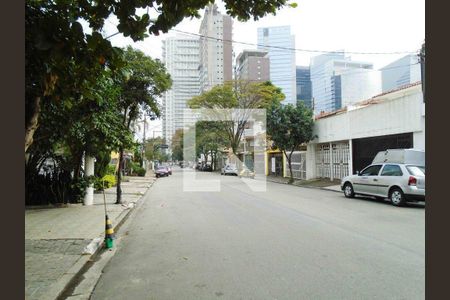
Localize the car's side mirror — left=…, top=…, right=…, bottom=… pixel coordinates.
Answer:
left=356, top=170, right=360, bottom=176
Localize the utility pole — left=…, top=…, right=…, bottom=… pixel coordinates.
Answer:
left=142, top=115, right=147, bottom=169
left=419, top=42, right=425, bottom=101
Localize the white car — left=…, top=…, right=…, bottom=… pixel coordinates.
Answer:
left=340, top=163, right=425, bottom=206
left=221, top=164, right=238, bottom=176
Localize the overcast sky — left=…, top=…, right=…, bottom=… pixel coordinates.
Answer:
left=103, top=0, right=424, bottom=139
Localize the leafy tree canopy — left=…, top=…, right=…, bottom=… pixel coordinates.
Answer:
left=188, top=80, right=285, bottom=154
left=267, top=101, right=316, bottom=182
left=26, top=0, right=293, bottom=151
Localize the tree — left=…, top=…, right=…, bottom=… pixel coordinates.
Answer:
left=25, top=0, right=293, bottom=152
left=188, top=80, right=285, bottom=155
left=144, top=137, right=169, bottom=162
left=171, top=129, right=184, bottom=162
left=115, top=47, right=172, bottom=204
left=26, top=71, right=134, bottom=205
left=267, top=101, right=315, bottom=183
left=194, top=121, right=228, bottom=170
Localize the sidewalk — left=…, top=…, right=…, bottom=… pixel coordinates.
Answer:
left=25, top=174, right=156, bottom=300
left=266, top=176, right=342, bottom=193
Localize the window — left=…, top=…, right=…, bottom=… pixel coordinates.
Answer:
left=360, top=165, right=382, bottom=176
left=381, top=164, right=403, bottom=176
left=263, top=28, right=269, bottom=36
left=406, top=165, right=425, bottom=176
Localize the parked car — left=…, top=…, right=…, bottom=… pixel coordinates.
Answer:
left=221, top=164, right=238, bottom=176
left=202, top=164, right=213, bottom=172
left=340, top=149, right=425, bottom=206
left=166, top=165, right=172, bottom=175
left=155, top=166, right=169, bottom=178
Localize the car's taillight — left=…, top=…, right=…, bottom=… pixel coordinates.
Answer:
left=408, top=176, right=417, bottom=186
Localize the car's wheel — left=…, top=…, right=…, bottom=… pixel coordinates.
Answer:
left=389, top=187, right=406, bottom=206
left=343, top=183, right=355, bottom=198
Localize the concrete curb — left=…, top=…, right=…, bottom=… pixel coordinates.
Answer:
left=41, top=177, right=156, bottom=300
left=266, top=178, right=342, bottom=194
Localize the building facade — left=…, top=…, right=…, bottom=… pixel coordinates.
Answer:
left=161, top=36, right=200, bottom=148
left=339, top=67, right=382, bottom=107
left=381, top=54, right=421, bottom=92
left=296, top=66, right=312, bottom=108
left=304, top=83, right=424, bottom=181
left=310, top=52, right=381, bottom=114
left=257, top=26, right=296, bottom=105
left=235, top=50, right=270, bottom=82
left=198, top=4, right=233, bottom=93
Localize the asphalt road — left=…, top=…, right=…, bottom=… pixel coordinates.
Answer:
left=91, top=168, right=424, bottom=300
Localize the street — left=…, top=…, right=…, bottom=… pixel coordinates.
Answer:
left=91, top=167, right=424, bottom=300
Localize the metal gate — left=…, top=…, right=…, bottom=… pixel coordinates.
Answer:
left=316, top=142, right=349, bottom=180
left=332, top=143, right=349, bottom=179
left=285, top=151, right=306, bottom=179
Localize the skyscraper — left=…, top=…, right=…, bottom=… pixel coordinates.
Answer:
left=198, top=4, right=233, bottom=93
left=257, top=26, right=296, bottom=105
left=235, top=49, right=270, bottom=82
left=310, top=52, right=381, bottom=114
left=296, top=66, right=312, bottom=108
left=381, top=54, right=421, bottom=92
left=161, top=36, right=200, bottom=148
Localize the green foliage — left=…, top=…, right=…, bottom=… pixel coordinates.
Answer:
left=144, top=137, right=166, bottom=161
left=126, top=161, right=146, bottom=177
left=26, top=1, right=291, bottom=151
left=95, top=174, right=117, bottom=191
left=119, top=47, right=172, bottom=120
left=136, top=167, right=147, bottom=177
left=95, top=150, right=113, bottom=178
left=188, top=80, right=285, bottom=154
left=26, top=0, right=291, bottom=204
left=267, top=101, right=316, bottom=182
left=107, top=164, right=117, bottom=175
left=171, top=129, right=184, bottom=162
left=25, top=154, right=90, bottom=205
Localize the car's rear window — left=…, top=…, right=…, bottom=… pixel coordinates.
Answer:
left=406, top=165, right=425, bottom=176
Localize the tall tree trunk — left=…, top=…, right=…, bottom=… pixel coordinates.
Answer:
left=25, top=96, right=41, bottom=152
left=116, top=108, right=131, bottom=204
left=284, top=150, right=294, bottom=184
left=73, top=151, right=83, bottom=181
left=116, top=148, right=124, bottom=204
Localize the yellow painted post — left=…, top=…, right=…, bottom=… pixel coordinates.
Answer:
left=265, top=151, right=268, bottom=176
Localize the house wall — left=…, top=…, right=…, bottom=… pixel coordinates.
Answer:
left=306, top=85, right=425, bottom=180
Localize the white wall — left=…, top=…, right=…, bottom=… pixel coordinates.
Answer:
left=306, top=85, right=425, bottom=180
left=313, top=85, right=423, bottom=144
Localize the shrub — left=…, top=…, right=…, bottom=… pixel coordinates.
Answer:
left=128, top=161, right=146, bottom=176
left=107, top=164, right=116, bottom=175
left=136, top=167, right=146, bottom=177
left=94, top=174, right=117, bottom=191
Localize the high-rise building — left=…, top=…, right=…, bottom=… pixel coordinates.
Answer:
left=296, top=66, right=312, bottom=108
left=257, top=26, right=296, bottom=105
left=198, top=4, right=233, bottom=93
left=235, top=49, right=270, bottom=82
left=161, top=36, right=200, bottom=148
left=310, top=52, right=381, bottom=114
left=381, top=54, right=421, bottom=92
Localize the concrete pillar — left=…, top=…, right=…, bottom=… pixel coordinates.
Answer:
left=329, top=142, right=333, bottom=181
left=83, top=155, right=95, bottom=206
left=306, top=143, right=316, bottom=180
left=348, top=139, right=353, bottom=175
